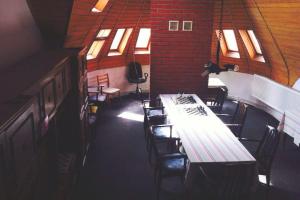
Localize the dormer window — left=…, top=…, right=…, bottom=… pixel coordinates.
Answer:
left=239, top=30, right=265, bottom=62
left=97, top=29, right=111, bottom=38
left=91, top=0, right=109, bottom=13
left=135, top=28, right=151, bottom=54
left=109, top=28, right=133, bottom=56
left=216, top=29, right=240, bottom=58
left=86, top=41, right=105, bottom=60
left=86, top=29, right=111, bottom=60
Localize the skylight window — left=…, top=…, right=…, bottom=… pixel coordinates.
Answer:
left=110, top=29, right=125, bottom=50
left=86, top=40, right=105, bottom=60
left=247, top=30, right=262, bottom=54
left=91, top=0, right=109, bottom=13
left=216, top=29, right=240, bottom=58
left=86, top=29, right=111, bottom=60
left=239, top=30, right=265, bottom=62
left=136, top=28, right=151, bottom=48
left=97, top=29, right=111, bottom=38
left=109, top=28, right=133, bottom=56
left=223, top=30, right=239, bottom=52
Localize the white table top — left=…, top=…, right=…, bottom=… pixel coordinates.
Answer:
left=159, top=94, right=255, bottom=164
left=208, top=77, right=226, bottom=88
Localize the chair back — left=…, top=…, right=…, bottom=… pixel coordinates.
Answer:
left=88, top=75, right=98, bottom=88
left=97, top=73, right=110, bottom=88
left=256, top=125, right=280, bottom=171
left=209, top=87, right=227, bottom=113
left=128, top=62, right=143, bottom=80
left=217, top=163, right=256, bottom=200
left=232, top=101, right=248, bottom=125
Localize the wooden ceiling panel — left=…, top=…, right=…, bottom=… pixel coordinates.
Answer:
left=27, top=0, right=73, bottom=47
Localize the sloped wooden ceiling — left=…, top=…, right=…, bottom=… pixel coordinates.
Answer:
left=212, top=0, right=300, bottom=86
left=27, top=0, right=73, bottom=47
left=245, top=0, right=300, bottom=86
left=65, top=0, right=150, bottom=70
left=64, top=0, right=300, bottom=86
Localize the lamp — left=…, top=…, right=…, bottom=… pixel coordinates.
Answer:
left=201, top=61, right=239, bottom=77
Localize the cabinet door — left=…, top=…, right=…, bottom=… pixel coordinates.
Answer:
left=6, top=103, right=37, bottom=190
left=43, top=80, right=56, bottom=117
left=55, top=71, right=64, bottom=106
left=0, top=134, right=8, bottom=200
left=65, top=61, right=72, bottom=93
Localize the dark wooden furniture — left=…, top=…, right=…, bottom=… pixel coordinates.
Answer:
left=243, top=125, right=280, bottom=187
left=219, top=101, right=249, bottom=139
left=204, top=87, right=228, bottom=113
left=0, top=49, right=90, bottom=200
left=198, top=163, right=257, bottom=200
left=152, top=139, right=187, bottom=200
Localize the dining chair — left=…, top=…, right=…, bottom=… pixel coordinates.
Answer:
left=151, top=137, right=187, bottom=200
left=142, top=99, right=165, bottom=133
left=148, top=123, right=181, bottom=164
left=218, top=101, right=249, bottom=139
left=196, top=162, right=257, bottom=200
left=97, top=73, right=120, bottom=103
left=250, top=125, right=280, bottom=187
left=205, top=87, right=228, bottom=113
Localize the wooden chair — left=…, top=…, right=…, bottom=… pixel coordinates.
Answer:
left=87, top=75, right=107, bottom=105
left=97, top=73, right=120, bottom=103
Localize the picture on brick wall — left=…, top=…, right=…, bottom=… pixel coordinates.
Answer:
left=169, top=21, right=179, bottom=31
left=183, top=21, right=193, bottom=31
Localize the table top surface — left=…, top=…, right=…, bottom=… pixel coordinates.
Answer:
left=208, top=77, right=226, bottom=88
left=159, top=94, right=255, bottom=164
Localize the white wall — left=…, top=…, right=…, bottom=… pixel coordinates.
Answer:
left=210, top=72, right=300, bottom=145
left=87, top=65, right=150, bottom=95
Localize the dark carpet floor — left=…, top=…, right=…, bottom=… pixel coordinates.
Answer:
left=74, top=95, right=300, bottom=200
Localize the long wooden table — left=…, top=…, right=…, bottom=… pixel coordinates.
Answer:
left=159, top=94, right=255, bottom=164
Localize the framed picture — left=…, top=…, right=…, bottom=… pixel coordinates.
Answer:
left=169, top=20, right=179, bottom=31
left=183, top=21, right=193, bottom=31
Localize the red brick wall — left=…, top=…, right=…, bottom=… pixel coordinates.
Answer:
left=150, top=0, right=213, bottom=98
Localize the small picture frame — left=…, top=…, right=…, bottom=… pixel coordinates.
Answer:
left=183, top=21, right=193, bottom=31
left=169, top=20, right=179, bottom=31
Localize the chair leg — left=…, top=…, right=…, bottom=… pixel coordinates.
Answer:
left=156, top=169, right=162, bottom=200
left=266, top=173, right=271, bottom=187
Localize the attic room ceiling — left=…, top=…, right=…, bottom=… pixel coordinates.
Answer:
left=62, top=0, right=300, bottom=86
left=64, top=0, right=150, bottom=49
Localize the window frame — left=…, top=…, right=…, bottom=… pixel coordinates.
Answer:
left=239, top=29, right=265, bottom=62
left=86, top=29, right=112, bottom=60
left=109, top=28, right=133, bottom=56
left=110, top=28, right=126, bottom=51
left=216, top=29, right=240, bottom=59
left=91, top=0, right=109, bottom=13
left=135, top=28, right=151, bottom=52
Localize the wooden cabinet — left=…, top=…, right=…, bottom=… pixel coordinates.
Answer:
left=6, top=103, right=37, bottom=188
left=55, top=71, right=65, bottom=105
left=43, top=80, right=56, bottom=117
left=0, top=98, right=40, bottom=200
left=0, top=49, right=89, bottom=200
left=0, top=134, right=8, bottom=200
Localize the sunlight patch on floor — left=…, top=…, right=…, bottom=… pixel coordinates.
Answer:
left=118, top=111, right=144, bottom=122
left=258, top=175, right=272, bottom=186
